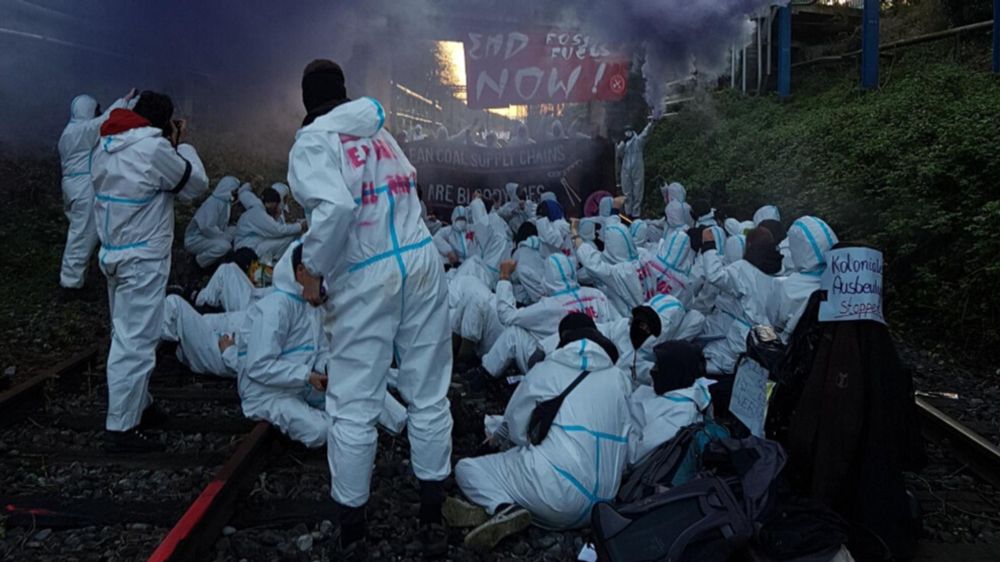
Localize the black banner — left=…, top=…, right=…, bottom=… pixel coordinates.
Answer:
left=403, top=139, right=615, bottom=220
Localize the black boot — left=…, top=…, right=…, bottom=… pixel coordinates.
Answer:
left=104, top=429, right=165, bottom=453
left=328, top=501, right=368, bottom=560
left=419, top=480, right=449, bottom=559
left=139, top=403, right=170, bottom=430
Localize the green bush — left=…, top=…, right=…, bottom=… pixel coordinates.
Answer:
left=642, top=43, right=1000, bottom=362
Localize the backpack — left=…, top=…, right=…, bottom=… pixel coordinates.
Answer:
left=617, top=420, right=730, bottom=504
left=593, top=476, right=753, bottom=562
left=594, top=436, right=788, bottom=562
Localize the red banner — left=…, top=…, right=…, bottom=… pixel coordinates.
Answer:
left=463, top=29, right=629, bottom=109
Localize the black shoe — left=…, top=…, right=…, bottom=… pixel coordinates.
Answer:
left=420, top=523, right=449, bottom=560
left=463, top=366, right=490, bottom=393
left=139, top=403, right=170, bottom=430
left=104, top=429, right=165, bottom=453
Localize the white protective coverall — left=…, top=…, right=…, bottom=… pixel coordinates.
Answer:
left=195, top=262, right=265, bottom=312
left=456, top=198, right=512, bottom=288
left=272, top=181, right=293, bottom=222
left=234, top=191, right=302, bottom=263
left=455, top=339, right=632, bottom=529
left=688, top=225, right=728, bottom=314
left=433, top=206, right=473, bottom=265
left=235, top=246, right=408, bottom=447
left=752, top=204, right=793, bottom=274
left=618, top=122, right=653, bottom=217
left=645, top=229, right=696, bottom=306
left=161, top=294, right=244, bottom=377
left=627, top=378, right=714, bottom=465
left=534, top=215, right=574, bottom=260
left=92, top=113, right=209, bottom=431
left=57, top=94, right=129, bottom=288
left=630, top=220, right=653, bottom=250
left=481, top=254, right=618, bottom=377
left=511, top=235, right=547, bottom=305
left=700, top=245, right=776, bottom=374
left=448, top=275, right=505, bottom=355
left=597, top=197, right=621, bottom=227
left=767, top=216, right=838, bottom=341
left=576, top=223, right=651, bottom=317
left=496, top=182, right=532, bottom=233
left=184, top=176, right=240, bottom=268
left=288, top=97, right=453, bottom=507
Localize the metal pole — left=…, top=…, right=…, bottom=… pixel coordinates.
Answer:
left=994, top=0, right=999, bottom=73
left=731, top=44, right=737, bottom=88
left=778, top=6, right=791, bottom=98
left=757, top=18, right=763, bottom=92
left=767, top=9, right=774, bottom=76
left=861, top=0, right=880, bottom=89
left=742, top=46, right=748, bottom=93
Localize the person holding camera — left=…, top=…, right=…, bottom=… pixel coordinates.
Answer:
left=91, top=91, right=209, bottom=452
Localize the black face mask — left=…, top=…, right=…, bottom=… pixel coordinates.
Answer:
left=630, top=322, right=652, bottom=351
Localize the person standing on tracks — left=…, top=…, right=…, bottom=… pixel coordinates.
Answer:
left=287, top=59, right=454, bottom=558
left=92, top=91, right=209, bottom=452
left=57, top=88, right=137, bottom=295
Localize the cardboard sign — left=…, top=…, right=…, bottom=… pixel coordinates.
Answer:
left=730, top=359, right=769, bottom=438
left=403, top=138, right=615, bottom=220
left=819, top=247, right=886, bottom=324
left=463, top=29, right=629, bottom=109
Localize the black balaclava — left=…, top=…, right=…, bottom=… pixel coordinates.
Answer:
left=232, top=247, right=259, bottom=275
left=557, top=313, right=620, bottom=364
left=744, top=226, right=783, bottom=275
left=513, top=221, right=538, bottom=246
left=651, top=341, right=706, bottom=395
left=629, top=306, right=662, bottom=351
left=688, top=225, right=706, bottom=253
left=301, top=59, right=349, bottom=126
left=758, top=219, right=787, bottom=244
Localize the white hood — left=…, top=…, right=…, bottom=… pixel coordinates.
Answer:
left=212, top=176, right=241, bottom=199
left=630, top=220, right=649, bottom=247
left=599, top=196, right=614, bottom=218
left=70, top=94, right=98, bottom=122
left=724, top=218, right=744, bottom=238
left=788, top=216, right=838, bottom=273
left=272, top=182, right=290, bottom=200
left=505, top=182, right=520, bottom=201
left=544, top=253, right=581, bottom=296
left=298, top=97, right=384, bottom=138
left=100, top=126, right=161, bottom=154
left=665, top=201, right=689, bottom=230
left=753, top=205, right=781, bottom=226
left=239, top=190, right=263, bottom=211
left=657, top=230, right=693, bottom=273
left=604, top=224, right=639, bottom=264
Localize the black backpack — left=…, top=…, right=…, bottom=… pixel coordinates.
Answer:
left=593, top=476, right=753, bottom=562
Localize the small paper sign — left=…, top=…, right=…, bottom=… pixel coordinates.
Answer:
left=819, top=247, right=886, bottom=324
left=730, top=359, right=769, bottom=437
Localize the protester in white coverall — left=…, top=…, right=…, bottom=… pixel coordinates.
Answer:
left=469, top=254, right=617, bottom=383
left=272, top=181, right=294, bottom=222
left=194, top=250, right=264, bottom=312
left=454, top=313, right=631, bottom=546
left=92, top=92, right=209, bottom=451
left=232, top=244, right=407, bottom=449
left=644, top=229, right=696, bottom=306
left=57, top=90, right=136, bottom=289
left=457, top=197, right=511, bottom=288
left=700, top=227, right=782, bottom=374
left=510, top=224, right=547, bottom=306
left=628, top=341, right=714, bottom=465
left=234, top=187, right=304, bottom=263
left=617, top=121, right=654, bottom=217
left=184, top=176, right=241, bottom=268
left=533, top=200, right=574, bottom=259
left=433, top=206, right=473, bottom=267
left=161, top=294, right=245, bottom=377
left=496, top=182, right=532, bottom=233
left=575, top=222, right=651, bottom=317
left=767, top=216, right=838, bottom=341
left=286, top=60, right=453, bottom=555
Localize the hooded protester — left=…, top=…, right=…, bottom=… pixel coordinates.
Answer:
left=272, top=182, right=294, bottom=222
left=435, top=125, right=450, bottom=142
left=617, top=120, right=654, bottom=217
left=759, top=217, right=793, bottom=274
left=597, top=196, right=620, bottom=226
left=496, top=182, right=533, bottom=233
left=57, top=89, right=136, bottom=290
left=184, top=176, right=241, bottom=268
left=767, top=216, right=838, bottom=341
left=753, top=204, right=781, bottom=226
left=510, top=223, right=547, bottom=305
left=287, top=59, right=453, bottom=556
left=92, top=91, right=209, bottom=452
left=456, top=196, right=512, bottom=288
left=507, top=122, right=535, bottom=147
left=448, top=275, right=505, bottom=356
left=629, top=219, right=652, bottom=250
left=194, top=247, right=266, bottom=312
left=233, top=244, right=407, bottom=449
left=627, top=341, right=714, bottom=465
left=644, top=229, right=696, bottom=306
left=433, top=206, right=474, bottom=267
left=452, top=313, right=630, bottom=548
left=161, top=294, right=246, bottom=377
left=575, top=223, right=651, bottom=317
left=234, top=187, right=305, bottom=263
left=469, top=254, right=618, bottom=381
left=700, top=227, right=780, bottom=374
left=533, top=199, right=574, bottom=260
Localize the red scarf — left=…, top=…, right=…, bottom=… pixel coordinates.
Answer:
left=100, top=109, right=151, bottom=136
